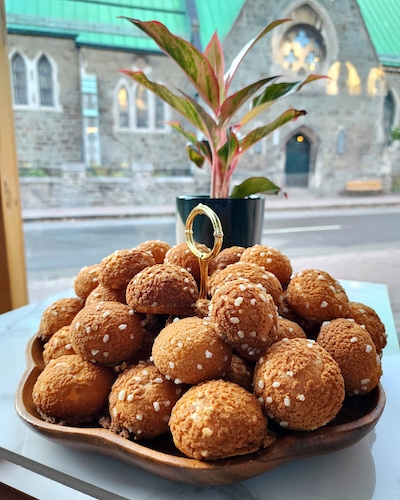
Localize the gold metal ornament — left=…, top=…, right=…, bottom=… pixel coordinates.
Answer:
left=185, top=203, right=224, bottom=299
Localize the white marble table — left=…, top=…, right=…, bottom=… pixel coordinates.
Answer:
left=1, top=282, right=399, bottom=500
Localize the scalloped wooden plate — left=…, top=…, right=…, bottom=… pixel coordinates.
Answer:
left=15, top=335, right=386, bottom=486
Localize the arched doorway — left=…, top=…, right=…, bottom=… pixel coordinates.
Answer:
left=285, top=133, right=311, bottom=187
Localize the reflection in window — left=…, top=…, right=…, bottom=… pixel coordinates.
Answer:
left=118, top=86, right=130, bottom=128
left=84, top=116, right=101, bottom=166
left=367, top=67, right=386, bottom=96
left=136, top=85, right=148, bottom=128
left=281, top=24, right=326, bottom=75
left=383, top=92, right=395, bottom=145
left=155, top=96, right=165, bottom=129
left=11, top=53, right=28, bottom=105
left=83, top=93, right=98, bottom=111
left=116, top=82, right=168, bottom=131
left=38, top=55, right=53, bottom=106
left=345, top=62, right=361, bottom=95
left=326, top=62, right=341, bottom=96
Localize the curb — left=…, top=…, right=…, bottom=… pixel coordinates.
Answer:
left=22, top=195, right=400, bottom=221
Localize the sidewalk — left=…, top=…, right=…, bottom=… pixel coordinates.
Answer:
left=22, top=191, right=400, bottom=221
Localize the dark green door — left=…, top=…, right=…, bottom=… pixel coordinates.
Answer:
left=285, top=134, right=310, bottom=187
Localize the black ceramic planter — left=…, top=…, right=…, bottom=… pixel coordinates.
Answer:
left=176, top=195, right=265, bottom=249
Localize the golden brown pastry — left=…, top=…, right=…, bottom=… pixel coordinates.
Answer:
left=286, top=269, right=349, bottom=322
left=169, top=379, right=268, bottom=460
left=38, top=297, right=85, bottom=342
left=317, top=318, right=382, bottom=395
left=253, top=337, right=345, bottom=431
left=73, top=264, right=100, bottom=300
left=135, top=239, right=170, bottom=264
left=126, top=263, right=199, bottom=316
left=223, top=353, right=254, bottom=392
left=108, top=361, right=182, bottom=439
left=43, top=325, right=75, bottom=365
left=240, top=245, right=292, bottom=287
left=70, top=301, right=145, bottom=366
left=209, top=279, right=278, bottom=348
left=98, top=248, right=155, bottom=290
left=346, top=301, right=387, bottom=355
left=275, top=317, right=307, bottom=343
left=32, top=354, right=115, bottom=425
left=278, top=290, right=322, bottom=339
left=151, top=316, right=232, bottom=385
left=208, top=261, right=283, bottom=306
left=85, top=284, right=126, bottom=306
left=208, top=245, right=245, bottom=275
left=164, top=242, right=211, bottom=285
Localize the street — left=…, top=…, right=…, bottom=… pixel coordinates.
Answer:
left=23, top=206, right=400, bottom=281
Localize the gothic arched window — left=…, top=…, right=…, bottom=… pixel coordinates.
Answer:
left=135, top=84, right=149, bottom=128
left=11, top=53, right=28, bottom=105
left=155, top=96, right=166, bottom=129
left=383, top=91, right=395, bottom=145
left=115, top=81, right=169, bottom=131
left=281, top=24, right=326, bottom=75
left=38, top=55, right=53, bottom=106
left=118, top=86, right=130, bottom=128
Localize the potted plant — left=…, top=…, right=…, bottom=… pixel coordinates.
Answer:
left=121, top=17, right=324, bottom=247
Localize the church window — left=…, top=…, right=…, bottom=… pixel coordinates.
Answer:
left=383, top=91, right=395, bottom=145
left=155, top=96, right=165, bottom=129
left=135, top=84, right=149, bottom=128
left=115, top=80, right=169, bottom=132
left=11, top=53, right=28, bottom=105
left=281, top=24, right=326, bottom=75
left=38, top=55, right=53, bottom=106
left=118, top=86, right=130, bottom=128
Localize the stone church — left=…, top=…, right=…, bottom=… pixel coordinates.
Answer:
left=5, top=0, right=400, bottom=208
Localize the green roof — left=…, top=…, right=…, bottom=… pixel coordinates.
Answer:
left=4, top=0, right=245, bottom=52
left=357, top=0, right=400, bottom=67
left=5, top=0, right=190, bottom=52
left=194, top=0, right=246, bottom=48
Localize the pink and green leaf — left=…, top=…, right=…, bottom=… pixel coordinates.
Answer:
left=169, top=121, right=212, bottom=164
left=224, top=19, right=291, bottom=92
left=217, top=130, right=240, bottom=173
left=121, top=70, right=216, bottom=139
left=122, top=17, right=220, bottom=112
left=297, top=74, right=329, bottom=90
left=204, top=32, right=225, bottom=99
left=240, top=108, right=307, bottom=152
left=219, top=77, right=278, bottom=125
left=187, top=144, right=206, bottom=168
left=239, top=75, right=326, bottom=127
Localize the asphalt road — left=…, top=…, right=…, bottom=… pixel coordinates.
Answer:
left=23, top=206, right=400, bottom=281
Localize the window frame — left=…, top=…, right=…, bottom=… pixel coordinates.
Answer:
left=38, top=55, right=54, bottom=106
left=115, top=80, right=170, bottom=133
left=9, top=50, right=61, bottom=111
left=11, top=52, right=28, bottom=105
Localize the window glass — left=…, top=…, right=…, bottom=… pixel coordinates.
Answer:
left=118, top=86, right=130, bottom=127
left=281, top=24, right=326, bottom=75
left=155, top=96, right=165, bottom=129
left=38, top=56, right=53, bottom=106
left=12, top=53, right=28, bottom=105
left=383, top=92, right=395, bottom=145
left=135, top=85, right=148, bottom=128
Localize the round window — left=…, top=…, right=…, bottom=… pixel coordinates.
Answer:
left=280, top=24, right=326, bottom=75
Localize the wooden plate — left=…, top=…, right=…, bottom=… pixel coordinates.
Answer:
left=15, top=335, right=386, bottom=486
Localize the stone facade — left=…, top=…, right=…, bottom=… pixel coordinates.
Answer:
left=8, top=0, right=400, bottom=209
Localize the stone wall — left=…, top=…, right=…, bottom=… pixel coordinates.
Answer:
left=8, top=35, right=83, bottom=170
